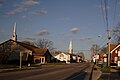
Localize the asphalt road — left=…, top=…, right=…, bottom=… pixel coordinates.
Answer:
left=0, top=63, right=90, bottom=80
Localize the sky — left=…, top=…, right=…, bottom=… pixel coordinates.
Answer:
left=0, top=0, right=120, bottom=60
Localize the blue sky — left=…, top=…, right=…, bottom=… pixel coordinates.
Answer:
left=0, top=0, right=120, bottom=59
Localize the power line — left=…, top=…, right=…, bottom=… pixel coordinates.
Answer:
left=101, top=0, right=106, bottom=27
left=112, top=0, right=118, bottom=28
left=100, top=0, right=109, bottom=47
left=104, top=0, right=109, bottom=30
left=99, top=36, right=108, bottom=48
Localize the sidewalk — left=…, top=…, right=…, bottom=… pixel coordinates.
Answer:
left=92, top=65, right=102, bottom=80
left=84, top=64, right=102, bottom=80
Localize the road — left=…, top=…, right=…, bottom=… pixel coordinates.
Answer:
left=0, top=63, right=90, bottom=80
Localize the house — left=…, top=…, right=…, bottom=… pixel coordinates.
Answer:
left=33, top=48, right=52, bottom=64
left=76, top=55, right=82, bottom=63
left=98, top=43, right=120, bottom=67
left=110, top=43, right=120, bottom=67
left=53, top=52, right=70, bottom=64
left=70, top=53, right=83, bottom=63
left=52, top=51, right=83, bottom=63
left=98, top=53, right=105, bottom=65
left=70, top=54, right=77, bottom=63
left=0, top=39, right=52, bottom=64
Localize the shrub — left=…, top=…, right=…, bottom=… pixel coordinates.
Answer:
left=101, top=66, right=111, bottom=73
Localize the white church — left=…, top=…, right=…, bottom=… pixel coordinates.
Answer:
left=53, top=40, right=82, bottom=63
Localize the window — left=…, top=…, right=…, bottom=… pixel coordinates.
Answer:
left=115, top=50, right=117, bottom=54
left=42, top=58, right=44, bottom=63
left=40, top=58, right=41, bottom=63
left=118, top=50, right=120, bottom=56
left=40, top=57, right=45, bottom=63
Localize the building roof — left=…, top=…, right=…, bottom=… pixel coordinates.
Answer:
left=110, top=44, right=118, bottom=51
left=0, top=39, right=48, bottom=56
left=52, top=52, right=70, bottom=56
left=111, top=43, right=120, bottom=53
left=33, top=48, right=48, bottom=56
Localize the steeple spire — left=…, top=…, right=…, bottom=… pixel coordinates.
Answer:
left=68, top=40, right=73, bottom=54
left=12, top=22, right=17, bottom=41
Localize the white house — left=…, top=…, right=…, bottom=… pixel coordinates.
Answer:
left=54, top=52, right=70, bottom=64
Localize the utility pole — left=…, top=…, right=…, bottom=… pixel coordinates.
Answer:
left=107, top=30, right=111, bottom=67
left=107, top=29, right=120, bottom=67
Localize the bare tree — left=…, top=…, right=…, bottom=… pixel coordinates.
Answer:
left=78, top=52, right=85, bottom=60
left=112, top=22, right=120, bottom=43
left=22, top=41, right=34, bottom=46
left=34, top=39, right=55, bottom=52
left=100, top=47, right=107, bottom=54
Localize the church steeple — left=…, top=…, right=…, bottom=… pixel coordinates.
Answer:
left=68, top=40, right=73, bottom=54
left=12, top=22, right=17, bottom=41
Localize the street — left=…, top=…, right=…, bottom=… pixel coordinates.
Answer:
left=0, top=63, right=89, bottom=80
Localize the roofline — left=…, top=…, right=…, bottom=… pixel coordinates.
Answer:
left=111, top=43, right=120, bottom=53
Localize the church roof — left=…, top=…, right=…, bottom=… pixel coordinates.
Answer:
left=52, top=51, right=70, bottom=56
left=0, top=39, right=48, bottom=56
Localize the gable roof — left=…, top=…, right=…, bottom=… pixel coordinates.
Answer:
left=111, top=43, right=120, bottom=53
left=52, top=52, right=61, bottom=56
left=110, top=44, right=118, bottom=51
left=0, top=39, right=48, bottom=56
left=33, top=48, right=48, bottom=56
left=62, top=52, right=70, bottom=55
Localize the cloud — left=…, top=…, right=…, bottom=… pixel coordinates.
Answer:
left=70, top=27, right=79, bottom=34
left=22, top=0, right=39, bottom=6
left=6, top=0, right=40, bottom=16
left=21, top=15, right=33, bottom=21
left=32, top=10, right=48, bottom=15
left=36, top=29, right=50, bottom=36
left=19, top=37, right=36, bottom=41
left=6, top=5, right=25, bottom=15
left=22, top=15, right=27, bottom=18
